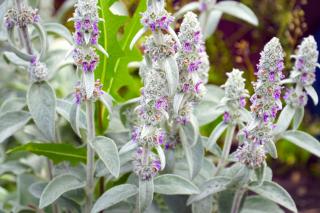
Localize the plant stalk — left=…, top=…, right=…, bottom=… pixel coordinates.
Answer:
left=15, top=1, right=59, bottom=212
left=15, top=0, right=33, bottom=55
left=231, top=187, right=247, bottom=213
left=85, top=100, right=96, bottom=212
left=215, top=124, right=236, bottom=175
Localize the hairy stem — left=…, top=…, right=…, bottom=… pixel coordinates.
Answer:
left=15, top=0, right=33, bottom=55
left=215, top=125, right=236, bottom=175
left=85, top=100, right=96, bottom=212
left=231, top=187, right=247, bottom=213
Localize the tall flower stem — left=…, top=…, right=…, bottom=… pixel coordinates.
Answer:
left=15, top=0, right=33, bottom=55
left=215, top=125, right=236, bottom=175
left=85, top=100, right=95, bottom=212
left=13, top=1, right=58, bottom=212
left=231, top=187, right=247, bottom=213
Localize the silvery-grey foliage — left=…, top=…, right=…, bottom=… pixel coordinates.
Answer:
left=0, top=0, right=319, bottom=213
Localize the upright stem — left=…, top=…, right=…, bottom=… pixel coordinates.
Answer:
left=85, top=100, right=95, bottom=212
left=15, top=1, right=59, bottom=212
left=231, top=187, right=247, bottom=213
left=15, top=0, right=33, bottom=55
left=215, top=125, right=236, bottom=175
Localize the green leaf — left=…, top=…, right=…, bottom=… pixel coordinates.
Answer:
left=99, top=92, right=114, bottom=113
left=192, top=195, right=213, bottom=213
left=70, top=103, right=81, bottom=137
left=18, top=173, right=41, bottom=206
left=254, top=161, right=266, bottom=186
left=96, top=0, right=146, bottom=102
left=241, top=195, right=284, bottom=213
left=0, top=97, right=26, bottom=115
left=181, top=115, right=199, bottom=147
left=139, top=179, right=154, bottom=213
left=56, top=99, right=87, bottom=129
left=248, top=181, right=297, bottom=213
left=292, top=107, right=304, bottom=130
left=305, top=85, right=318, bottom=105
left=156, top=145, right=166, bottom=170
left=27, top=82, right=56, bottom=141
left=217, top=190, right=235, bottom=213
left=91, top=184, right=138, bottom=213
left=204, top=10, right=223, bottom=39
left=39, top=174, right=86, bottom=209
left=154, top=174, right=200, bottom=195
left=35, top=23, right=73, bottom=44
left=264, top=141, right=278, bottom=159
left=179, top=129, right=204, bottom=179
left=7, top=142, right=86, bottom=165
left=0, top=111, right=31, bottom=143
left=212, top=1, right=258, bottom=26
left=187, top=176, right=231, bottom=204
left=280, top=130, right=320, bottom=157
left=195, top=102, right=224, bottom=126
left=164, top=56, right=179, bottom=96
left=207, top=122, right=228, bottom=150
left=273, top=105, right=295, bottom=135
left=92, top=136, right=120, bottom=178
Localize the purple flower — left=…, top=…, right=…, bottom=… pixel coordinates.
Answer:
left=152, top=159, right=161, bottom=172
left=155, top=97, right=168, bottom=110
left=183, top=42, right=192, bottom=52
left=157, top=131, right=165, bottom=145
left=194, top=81, right=204, bottom=94
left=182, top=83, right=190, bottom=93
left=239, top=96, right=246, bottom=107
left=263, top=113, right=269, bottom=123
left=223, top=112, right=231, bottom=123
left=296, top=58, right=304, bottom=70
left=74, top=32, right=84, bottom=45
left=277, top=60, right=284, bottom=71
left=131, top=127, right=141, bottom=143
left=273, top=87, right=281, bottom=100
left=194, top=31, right=201, bottom=43
left=269, top=71, right=275, bottom=82
left=75, top=21, right=82, bottom=31
left=188, top=60, right=201, bottom=72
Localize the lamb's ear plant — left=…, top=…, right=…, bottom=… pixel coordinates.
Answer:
left=127, top=2, right=202, bottom=212
left=59, top=0, right=120, bottom=212
left=174, top=0, right=258, bottom=39
left=1, top=0, right=320, bottom=212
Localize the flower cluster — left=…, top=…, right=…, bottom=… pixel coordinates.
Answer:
left=74, top=79, right=103, bottom=104
left=73, top=47, right=99, bottom=73
left=71, top=0, right=101, bottom=76
left=284, top=88, right=308, bottom=107
left=251, top=38, right=284, bottom=123
left=235, top=141, right=266, bottom=169
left=133, top=63, right=169, bottom=180
left=133, top=147, right=161, bottom=181
left=4, top=6, right=40, bottom=29
left=221, top=69, right=249, bottom=124
left=132, top=1, right=182, bottom=180
left=285, top=36, right=319, bottom=108
left=28, top=57, right=48, bottom=82
left=71, top=0, right=105, bottom=104
left=293, top=36, right=318, bottom=87
left=141, top=0, right=174, bottom=31
left=236, top=38, right=284, bottom=169
left=175, top=12, right=209, bottom=124
left=143, top=35, right=177, bottom=62
left=73, top=0, right=99, bottom=45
